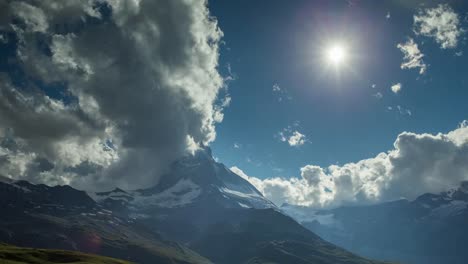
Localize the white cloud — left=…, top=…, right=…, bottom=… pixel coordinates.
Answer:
left=234, top=122, right=468, bottom=208
left=386, top=105, right=411, bottom=116
left=373, top=92, right=383, bottom=99
left=391, top=83, right=402, bottom=94
left=233, top=143, right=241, bottom=149
left=272, top=83, right=281, bottom=92
left=288, top=131, right=307, bottom=146
left=230, top=166, right=333, bottom=207
left=0, top=0, right=225, bottom=190
left=397, top=105, right=412, bottom=116
left=278, top=125, right=308, bottom=147
left=386, top=12, right=391, bottom=20
left=220, top=96, right=231, bottom=108
left=397, top=38, right=427, bottom=74
left=371, top=84, right=377, bottom=88
left=414, top=4, right=463, bottom=49
left=272, top=83, right=291, bottom=102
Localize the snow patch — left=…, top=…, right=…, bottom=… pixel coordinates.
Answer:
left=12, top=183, right=31, bottom=193
left=132, top=179, right=201, bottom=208
left=220, top=187, right=259, bottom=199
left=431, top=200, right=468, bottom=218
left=220, top=187, right=275, bottom=209
left=238, top=202, right=251, bottom=208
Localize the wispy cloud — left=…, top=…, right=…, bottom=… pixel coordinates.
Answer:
left=272, top=83, right=292, bottom=102
left=278, top=123, right=308, bottom=147
left=387, top=105, right=412, bottom=116
left=397, top=105, right=412, bottom=116
left=373, top=92, right=383, bottom=99
left=397, top=38, right=427, bottom=74
left=414, top=4, right=463, bottom=49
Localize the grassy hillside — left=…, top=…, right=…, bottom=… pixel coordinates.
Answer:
left=0, top=244, right=132, bottom=264
left=0, top=211, right=212, bottom=263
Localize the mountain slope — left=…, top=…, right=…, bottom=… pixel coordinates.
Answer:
left=190, top=208, right=385, bottom=264
left=0, top=176, right=211, bottom=264
left=1, top=148, right=388, bottom=264
left=281, top=182, right=468, bottom=264
left=0, top=243, right=131, bottom=264
left=91, top=148, right=388, bottom=264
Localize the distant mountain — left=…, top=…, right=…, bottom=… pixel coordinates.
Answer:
left=281, top=182, right=468, bottom=264
left=0, top=148, right=386, bottom=264
left=0, top=243, right=131, bottom=264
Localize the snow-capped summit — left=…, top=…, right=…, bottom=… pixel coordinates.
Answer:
left=134, top=147, right=275, bottom=209
left=412, top=181, right=468, bottom=216
left=91, top=147, right=275, bottom=211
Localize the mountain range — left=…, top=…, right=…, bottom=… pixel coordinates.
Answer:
left=281, top=182, right=468, bottom=264
left=0, top=148, right=386, bottom=264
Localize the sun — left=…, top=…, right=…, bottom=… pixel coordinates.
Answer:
left=326, top=44, right=347, bottom=65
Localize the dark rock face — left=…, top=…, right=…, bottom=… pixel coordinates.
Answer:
left=0, top=176, right=211, bottom=264
left=0, top=178, right=95, bottom=210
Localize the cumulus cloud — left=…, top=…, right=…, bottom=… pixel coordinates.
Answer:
left=391, top=83, right=402, bottom=94
left=397, top=38, right=427, bottom=74
left=230, top=166, right=334, bottom=207
left=0, top=0, right=225, bottom=190
left=235, top=122, right=468, bottom=208
left=288, top=131, right=307, bottom=146
left=413, top=4, right=463, bottom=49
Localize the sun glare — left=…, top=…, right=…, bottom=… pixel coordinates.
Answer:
left=326, top=44, right=346, bottom=65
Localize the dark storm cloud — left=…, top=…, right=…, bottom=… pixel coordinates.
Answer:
left=0, top=0, right=226, bottom=190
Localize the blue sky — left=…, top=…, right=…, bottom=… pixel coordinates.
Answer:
left=210, top=0, right=468, bottom=182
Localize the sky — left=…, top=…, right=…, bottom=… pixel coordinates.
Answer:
left=0, top=0, right=468, bottom=208
left=208, top=0, right=468, bottom=206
